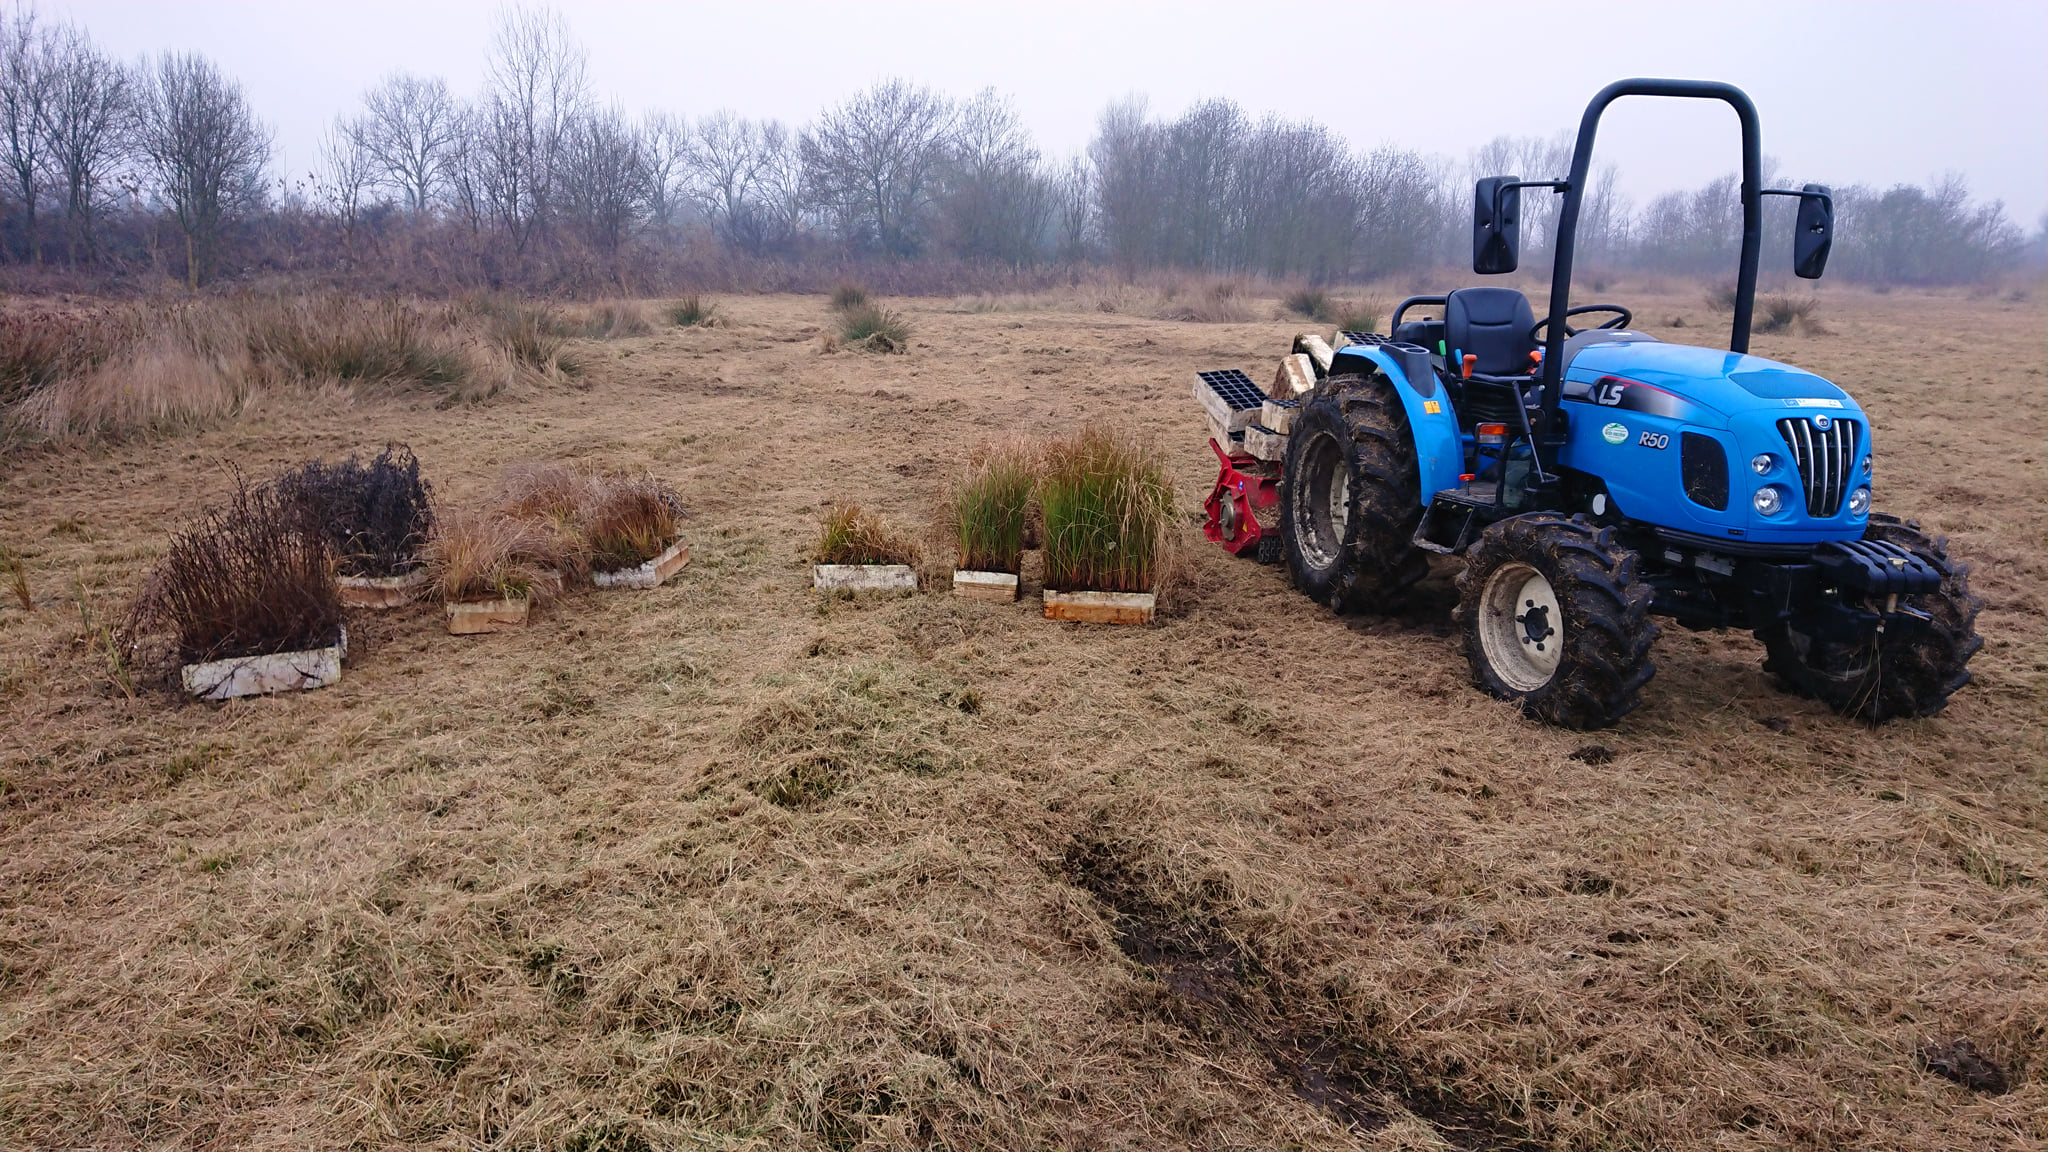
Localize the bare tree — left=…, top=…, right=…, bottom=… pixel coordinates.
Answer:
left=38, top=22, right=129, bottom=266
left=555, top=104, right=648, bottom=278
left=476, top=5, right=587, bottom=247
left=319, top=114, right=376, bottom=269
left=1, top=2, right=56, bottom=262
left=801, top=79, right=955, bottom=257
left=686, top=109, right=768, bottom=247
left=750, top=120, right=807, bottom=255
left=359, top=71, right=456, bottom=217
left=640, top=109, right=688, bottom=235
left=132, top=51, right=270, bottom=287
left=1088, top=96, right=1162, bottom=276
left=935, top=89, right=1050, bottom=267
left=1051, top=154, right=1092, bottom=266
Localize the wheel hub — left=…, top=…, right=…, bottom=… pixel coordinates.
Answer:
left=1294, top=433, right=1349, bottom=571
left=1478, top=563, right=1564, bottom=692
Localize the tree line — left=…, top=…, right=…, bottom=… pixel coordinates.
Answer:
left=1, top=4, right=2038, bottom=293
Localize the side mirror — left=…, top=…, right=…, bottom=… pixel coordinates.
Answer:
left=1473, top=176, right=1521, bottom=275
left=1793, top=184, right=1833, bottom=279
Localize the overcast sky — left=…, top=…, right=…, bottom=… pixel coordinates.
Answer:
left=45, top=0, right=2048, bottom=225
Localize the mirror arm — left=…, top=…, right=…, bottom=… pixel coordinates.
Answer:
left=1762, top=187, right=1831, bottom=210
left=1494, top=179, right=1570, bottom=220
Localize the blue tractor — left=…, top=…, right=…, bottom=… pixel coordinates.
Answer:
left=1278, top=79, right=1981, bottom=728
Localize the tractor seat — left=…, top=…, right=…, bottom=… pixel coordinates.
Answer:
left=1445, top=287, right=1538, bottom=379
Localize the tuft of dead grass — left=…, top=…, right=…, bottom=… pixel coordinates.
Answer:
left=1333, top=296, right=1384, bottom=336
left=1156, top=279, right=1253, bottom=324
left=815, top=501, right=917, bottom=566
left=666, top=294, right=717, bottom=327
left=583, top=474, right=684, bottom=571
left=490, top=460, right=684, bottom=576
left=423, top=508, right=562, bottom=603
left=1755, top=293, right=1828, bottom=335
left=0, top=543, right=31, bottom=611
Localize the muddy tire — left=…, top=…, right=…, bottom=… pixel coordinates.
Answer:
left=1454, top=513, right=1658, bottom=729
left=1280, top=371, right=1428, bottom=611
left=1757, top=513, right=1982, bottom=721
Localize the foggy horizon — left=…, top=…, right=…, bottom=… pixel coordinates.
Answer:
left=39, top=0, right=2048, bottom=224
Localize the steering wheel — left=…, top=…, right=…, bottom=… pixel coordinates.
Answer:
left=1530, top=304, right=1633, bottom=343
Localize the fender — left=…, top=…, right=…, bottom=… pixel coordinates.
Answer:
left=1331, top=344, right=1463, bottom=506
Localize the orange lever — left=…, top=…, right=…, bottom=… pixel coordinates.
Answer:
left=1462, top=353, right=1477, bottom=379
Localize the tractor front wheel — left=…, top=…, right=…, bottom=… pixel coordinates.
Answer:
left=1455, top=513, right=1659, bottom=729
left=1756, top=513, right=1982, bottom=721
left=1280, top=371, right=1428, bottom=611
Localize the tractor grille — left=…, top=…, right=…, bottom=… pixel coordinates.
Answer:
left=1776, top=417, right=1859, bottom=517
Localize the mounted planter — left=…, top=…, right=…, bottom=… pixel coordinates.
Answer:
left=813, top=564, right=917, bottom=594
left=337, top=567, right=430, bottom=609
left=952, top=570, right=1019, bottom=602
left=445, top=596, right=530, bottom=634
left=182, top=627, right=348, bottom=701
left=593, top=538, right=690, bottom=589
left=1043, top=589, right=1154, bottom=625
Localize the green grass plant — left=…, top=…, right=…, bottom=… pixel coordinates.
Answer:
left=666, top=294, right=716, bottom=327
left=1333, top=297, right=1382, bottom=336
left=829, top=282, right=869, bottom=311
left=1283, top=286, right=1333, bottom=322
left=1038, top=428, right=1173, bottom=594
left=953, top=441, right=1035, bottom=574
left=839, top=303, right=912, bottom=353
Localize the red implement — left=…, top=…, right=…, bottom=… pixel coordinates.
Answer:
left=1202, top=438, right=1281, bottom=556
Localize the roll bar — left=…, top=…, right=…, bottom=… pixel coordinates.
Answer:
left=1537, top=79, right=1764, bottom=443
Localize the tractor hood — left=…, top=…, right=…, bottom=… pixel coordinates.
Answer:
left=1557, top=337, right=1872, bottom=544
left=1561, top=340, right=1857, bottom=426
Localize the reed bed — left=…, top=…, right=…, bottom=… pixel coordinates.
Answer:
left=1038, top=427, right=1173, bottom=594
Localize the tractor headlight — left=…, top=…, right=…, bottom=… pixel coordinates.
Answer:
left=1750, top=453, right=1775, bottom=476
left=1848, top=486, right=1871, bottom=515
left=1753, top=486, right=1784, bottom=516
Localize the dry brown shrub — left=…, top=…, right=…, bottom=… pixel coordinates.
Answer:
left=127, top=476, right=341, bottom=663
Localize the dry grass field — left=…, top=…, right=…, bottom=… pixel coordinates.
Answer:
left=1, top=284, right=2043, bottom=1151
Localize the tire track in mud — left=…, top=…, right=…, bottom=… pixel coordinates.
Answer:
left=1063, top=832, right=1540, bottom=1151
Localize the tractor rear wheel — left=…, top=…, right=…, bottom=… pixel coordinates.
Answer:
left=1756, top=513, right=1982, bottom=721
left=1455, top=513, right=1659, bottom=729
left=1279, top=371, right=1428, bottom=611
